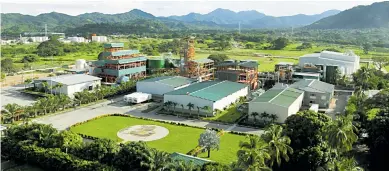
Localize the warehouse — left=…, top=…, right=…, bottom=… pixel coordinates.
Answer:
left=249, top=87, right=304, bottom=123
left=289, top=79, right=335, bottom=108
left=298, top=51, right=360, bottom=76
left=164, top=80, right=248, bottom=115
left=33, top=74, right=101, bottom=97
left=136, top=76, right=196, bottom=95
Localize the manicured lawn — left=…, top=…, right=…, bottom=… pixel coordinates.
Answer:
left=70, top=116, right=246, bottom=164
left=203, top=105, right=242, bottom=123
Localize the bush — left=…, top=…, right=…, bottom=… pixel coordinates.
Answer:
left=21, top=54, right=39, bottom=63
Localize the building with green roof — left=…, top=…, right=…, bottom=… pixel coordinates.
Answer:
left=136, top=76, right=197, bottom=95
left=164, top=80, right=249, bottom=116
left=289, top=79, right=334, bottom=108
left=249, top=87, right=304, bottom=123
left=170, top=152, right=212, bottom=166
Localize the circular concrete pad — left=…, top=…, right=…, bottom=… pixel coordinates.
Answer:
left=117, top=125, right=169, bottom=142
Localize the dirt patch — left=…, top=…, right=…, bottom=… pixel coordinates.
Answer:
left=1, top=73, right=50, bottom=88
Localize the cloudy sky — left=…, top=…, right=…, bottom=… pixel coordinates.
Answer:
left=0, top=0, right=384, bottom=17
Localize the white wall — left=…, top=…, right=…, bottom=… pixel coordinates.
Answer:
left=213, top=87, right=248, bottom=111
left=66, top=80, right=101, bottom=98
left=249, top=102, right=288, bottom=123
left=287, top=92, right=304, bottom=119
left=164, top=94, right=213, bottom=112
left=249, top=92, right=303, bottom=123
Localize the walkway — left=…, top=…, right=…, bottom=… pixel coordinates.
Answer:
left=32, top=99, right=263, bottom=135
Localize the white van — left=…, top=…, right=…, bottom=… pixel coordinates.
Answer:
left=123, top=92, right=152, bottom=104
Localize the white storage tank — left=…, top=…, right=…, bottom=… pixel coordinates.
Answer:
left=75, top=59, right=87, bottom=70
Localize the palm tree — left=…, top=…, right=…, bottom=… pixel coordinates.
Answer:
left=172, top=102, right=178, bottom=117
left=146, top=149, right=172, bottom=171
left=323, top=157, right=364, bottom=171
left=24, top=78, right=33, bottom=88
left=269, top=114, right=278, bottom=124
left=251, top=112, right=259, bottom=123
left=260, top=112, right=270, bottom=124
left=180, top=104, right=185, bottom=114
left=41, top=81, right=49, bottom=93
left=187, top=103, right=194, bottom=117
left=196, top=106, right=201, bottom=118
left=324, top=115, right=358, bottom=153
left=164, top=101, right=173, bottom=113
left=202, top=106, right=211, bottom=118
left=261, top=125, right=293, bottom=167
left=55, top=82, right=63, bottom=94
left=1, top=103, right=23, bottom=123
left=58, top=94, right=71, bottom=110
left=237, top=135, right=271, bottom=171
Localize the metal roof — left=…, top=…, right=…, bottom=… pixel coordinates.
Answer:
left=139, top=76, right=196, bottom=88
left=111, top=50, right=140, bottom=56
left=290, top=79, right=334, bottom=94
left=35, top=74, right=101, bottom=86
left=165, top=80, right=248, bottom=101
left=216, top=61, right=258, bottom=68
left=104, top=43, right=124, bottom=48
left=277, top=62, right=294, bottom=65
left=193, top=58, right=214, bottom=64
left=170, top=152, right=211, bottom=166
left=251, top=87, right=304, bottom=107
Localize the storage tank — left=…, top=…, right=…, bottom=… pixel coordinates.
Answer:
left=147, top=58, right=165, bottom=69
left=75, top=59, right=87, bottom=70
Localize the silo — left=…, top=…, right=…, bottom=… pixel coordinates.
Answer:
left=147, top=58, right=165, bottom=69
left=75, top=59, right=87, bottom=70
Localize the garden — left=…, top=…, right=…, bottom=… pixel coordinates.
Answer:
left=70, top=115, right=246, bottom=164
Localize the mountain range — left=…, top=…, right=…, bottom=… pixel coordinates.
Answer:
left=2, top=1, right=389, bottom=36
left=307, top=1, right=389, bottom=29
left=1, top=8, right=340, bottom=35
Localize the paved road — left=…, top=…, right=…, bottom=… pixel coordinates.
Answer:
left=33, top=100, right=263, bottom=135
left=1, top=84, right=36, bottom=109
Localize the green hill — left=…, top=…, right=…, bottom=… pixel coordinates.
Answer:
left=307, top=1, right=389, bottom=29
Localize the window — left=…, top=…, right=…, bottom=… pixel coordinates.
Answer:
left=88, top=86, right=93, bottom=91
left=321, top=95, right=326, bottom=100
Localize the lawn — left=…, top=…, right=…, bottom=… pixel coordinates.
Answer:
left=70, top=115, right=246, bottom=164
left=203, top=104, right=242, bottom=123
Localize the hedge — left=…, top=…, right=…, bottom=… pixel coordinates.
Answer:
left=2, top=142, right=116, bottom=171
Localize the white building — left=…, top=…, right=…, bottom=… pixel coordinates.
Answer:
left=249, top=87, right=304, bottom=123
left=164, top=80, right=249, bottom=115
left=68, top=37, right=86, bottom=43
left=92, top=36, right=108, bottom=42
left=136, top=76, right=196, bottom=95
left=299, top=51, right=360, bottom=76
left=33, top=74, right=101, bottom=97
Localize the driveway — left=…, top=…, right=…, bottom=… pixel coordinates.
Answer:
left=1, top=84, right=36, bottom=109
left=33, top=99, right=263, bottom=135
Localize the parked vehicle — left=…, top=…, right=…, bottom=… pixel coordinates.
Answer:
left=123, top=92, right=152, bottom=104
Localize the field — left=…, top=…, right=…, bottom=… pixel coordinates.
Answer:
left=70, top=116, right=246, bottom=164
left=203, top=104, right=242, bottom=123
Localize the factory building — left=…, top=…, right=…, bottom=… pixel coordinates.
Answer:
left=92, top=43, right=146, bottom=83
left=249, top=87, right=304, bottom=123
left=68, top=37, right=86, bottom=43
left=91, top=36, right=108, bottom=42
left=33, top=74, right=101, bottom=97
left=289, top=79, right=335, bottom=108
left=298, top=51, right=360, bottom=76
left=164, top=80, right=248, bottom=115
left=136, top=76, right=196, bottom=95
left=215, top=60, right=259, bottom=90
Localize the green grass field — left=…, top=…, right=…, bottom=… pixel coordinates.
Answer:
left=70, top=116, right=246, bottom=164
left=203, top=104, right=242, bottom=123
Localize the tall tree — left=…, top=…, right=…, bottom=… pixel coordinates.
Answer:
left=372, top=57, right=389, bottom=71
left=1, top=103, right=23, bottom=123
left=198, top=129, right=220, bottom=158
left=236, top=135, right=271, bottom=171
left=271, top=37, right=289, bottom=50
left=324, top=115, right=358, bottom=153
left=261, top=125, right=293, bottom=167
left=187, top=102, right=195, bottom=116
left=362, top=42, right=372, bottom=54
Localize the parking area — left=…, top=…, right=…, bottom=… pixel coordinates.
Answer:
left=1, top=84, right=36, bottom=109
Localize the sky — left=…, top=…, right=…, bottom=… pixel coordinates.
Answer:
left=0, top=0, right=384, bottom=17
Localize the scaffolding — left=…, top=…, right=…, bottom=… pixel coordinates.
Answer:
left=215, top=61, right=258, bottom=90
